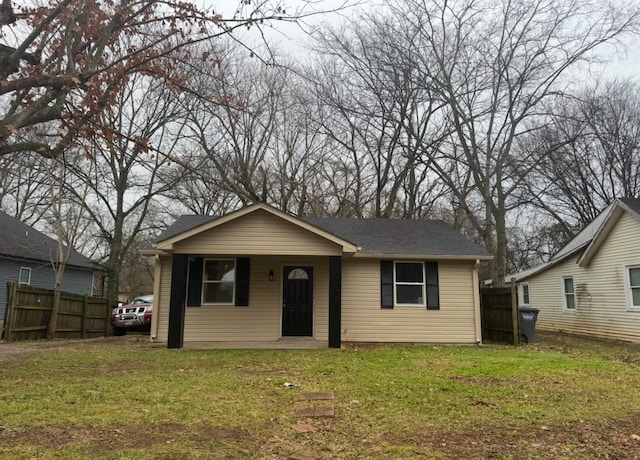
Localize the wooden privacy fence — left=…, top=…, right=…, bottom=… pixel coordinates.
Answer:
left=480, top=284, right=520, bottom=345
left=3, top=282, right=112, bottom=342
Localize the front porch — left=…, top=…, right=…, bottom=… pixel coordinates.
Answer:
left=160, top=254, right=343, bottom=349
left=179, top=337, right=328, bottom=350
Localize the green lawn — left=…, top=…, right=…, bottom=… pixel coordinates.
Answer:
left=1, top=332, right=639, bottom=459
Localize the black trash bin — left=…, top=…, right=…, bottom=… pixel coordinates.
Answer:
left=519, top=307, right=540, bottom=343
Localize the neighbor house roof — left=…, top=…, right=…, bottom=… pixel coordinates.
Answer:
left=511, top=197, right=640, bottom=282
left=0, top=211, right=98, bottom=270
left=152, top=203, right=491, bottom=259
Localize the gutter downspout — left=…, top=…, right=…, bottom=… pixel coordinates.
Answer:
left=472, top=259, right=482, bottom=345
left=150, top=255, right=161, bottom=342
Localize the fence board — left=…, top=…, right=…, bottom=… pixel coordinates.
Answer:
left=480, top=284, right=520, bottom=345
left=2, top=282, right=112, bottom=342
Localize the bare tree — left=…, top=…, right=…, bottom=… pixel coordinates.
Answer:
left=523, top=79, right=640, bottom=234
left=44, top=152, right=94, bottom=338
left=383, top=0, right=639, bottom=284
left=63, top=74, right=190, bottom=303
left=0, top=0, right=322, bottom=159
left=310, top=14, right=445, bottom=218
left=0, top=152, right=50, bottom=224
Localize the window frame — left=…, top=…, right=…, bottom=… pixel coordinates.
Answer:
left=520, top=283, right=530, bottom=307
left=18, top=267, right=31, bottom=285
left=625, top=264, right=640, bottom=311
left=201, top=258, right=236, bottom=305
left=562, top=276, right=576, bottom=311
left=393, top=261, right=426, bottom=307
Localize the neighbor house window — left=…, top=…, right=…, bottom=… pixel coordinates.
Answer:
left=18, top=267, right=31, bottom=285
left=562, top=276, right=575, bottom=310
left=521, top=283, right=530, bottom=306
left=394, top=262, right=425, bottom=306
left=626, top=265, right=640, bottom=310
left=202, top=259, right=235, bottom=304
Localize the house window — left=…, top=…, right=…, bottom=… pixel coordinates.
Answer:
left=394, top=262, right=425, bottom=306
left=202, top=259, right=235, bottom=304
left=562, top=276, right=575, bottom=310
left=521, top=283, right=530, bottom=306
left=627, top=265, right=640, bottom=310
left=381, top=260, right=439, bottom=309
left=18, top=267, right=31, bottom=285
left=288, top=268, right=309, bottom=280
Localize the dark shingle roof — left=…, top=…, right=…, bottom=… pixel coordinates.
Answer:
left=155, top=215, right=218, bottom=243
left=620, top=197, right=640, bottom=216
left=0, top=212, right=97, bottom=270
left=305, top=217, right=489, bottom=257
left=155, top=212, right=489, bottom=258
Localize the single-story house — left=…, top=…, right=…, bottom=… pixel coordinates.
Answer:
left=145, top=203, right=492, bottom=348
left=510, top=197, right=640, bottom=342
left=0, top=211, right=99, bottom=321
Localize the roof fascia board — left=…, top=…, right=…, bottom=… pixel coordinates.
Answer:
left=619, top=200, right=640, bottom=223
left=512, top=243, right=589, bottom=282
left=352, top=253, right=493, bottom=260
left=141, top=249, right=170, bottom=257
left=155, top=203, right=358, bottom=253
left=155, top=205, right=258, bottom=249
left=577, top=205, right=623, bottom=267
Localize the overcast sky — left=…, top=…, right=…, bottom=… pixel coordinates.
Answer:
left=218, top=0, right=640, bottom=81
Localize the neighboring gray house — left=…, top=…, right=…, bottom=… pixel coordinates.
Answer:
left=0, top=211, right=98, bottom=321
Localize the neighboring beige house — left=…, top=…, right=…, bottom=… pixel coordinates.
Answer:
left=144, top=203, right=492, bottom=348
left=511, top=198, right=640, bottom=342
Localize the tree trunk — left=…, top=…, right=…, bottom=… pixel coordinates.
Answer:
left=46, top=260, right=65, bottom=339
left=492, top=207, right=508, bottom=287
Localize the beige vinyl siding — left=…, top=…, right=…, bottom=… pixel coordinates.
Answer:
left=153, top=255, right=329, bottom=343
left=529, top=212, right=640, bottom=342
left=154, top=256, right=172, bottom=343
left=172, top=209, right=342, bottom=256
left=342, top=259, right=480, bottom=343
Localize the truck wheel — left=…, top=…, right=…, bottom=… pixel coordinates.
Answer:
left=113, top=327, right=127, bottom=336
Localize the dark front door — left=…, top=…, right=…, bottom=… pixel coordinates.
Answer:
left=282, top=266, right=313, bottom=336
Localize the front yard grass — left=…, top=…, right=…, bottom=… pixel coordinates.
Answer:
left=1, top=332, right=640, bottom=459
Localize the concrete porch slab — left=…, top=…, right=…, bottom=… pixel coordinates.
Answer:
left=180, top=337, right=328, bottom=350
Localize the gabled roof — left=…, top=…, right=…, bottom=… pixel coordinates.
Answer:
left=512, top=197, right=640, bottom=281
left=577, top=197, right=640, bottom=267
left=154, top=203, right=359, bottom=253
left=152, top=203, right=492, bottom=259
left=0, top=211, right=98, bottom=270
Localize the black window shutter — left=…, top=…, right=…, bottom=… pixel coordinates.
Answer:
left=425, top=261, right=440, bottom=310
left=186, top=258, right=203, bottom=307
left=380, top=260, right=394, bottom=309
left=235, top=257, right=250, bottom=306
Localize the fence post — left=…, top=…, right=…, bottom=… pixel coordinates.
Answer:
left=105, top=300, right=111, bottom=337
left=511, top=277, right=519, bottom=345
left=81, top=295, right=88, bottom=339
left=4, top=281, right=17, bottom=341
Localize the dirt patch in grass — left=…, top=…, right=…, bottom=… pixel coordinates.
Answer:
left=0, top=423, right=258, bottom=452
left=533, top=331, right=640, bottom=359
left=0, top=335, right=153, bottom=359
left=379, top=412, right=640, bottom=459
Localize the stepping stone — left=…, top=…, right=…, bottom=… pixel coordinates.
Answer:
left=295, top=406, right=335, bottom=417
left=300, top=392, right=335, bottom=401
